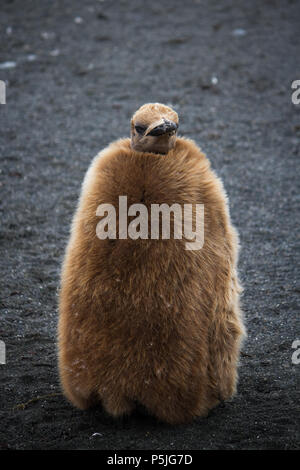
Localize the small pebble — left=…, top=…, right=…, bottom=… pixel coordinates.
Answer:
left=232, top=28, right=247, bottom=37
left=0, top=61, right=16, bottom=69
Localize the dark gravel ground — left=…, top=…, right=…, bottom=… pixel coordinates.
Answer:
left=0, top=0, right=299, bottom=450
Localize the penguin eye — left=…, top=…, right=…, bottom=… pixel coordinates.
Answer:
left=135, top=125, right=146, bottom=135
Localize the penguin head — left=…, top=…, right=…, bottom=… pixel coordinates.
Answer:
left=130, top=103, right=179, bottom=154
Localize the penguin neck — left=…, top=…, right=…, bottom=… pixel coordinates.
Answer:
left=130, top=136, right=176, bottom=155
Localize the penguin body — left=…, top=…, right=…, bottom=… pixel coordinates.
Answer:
left=58, top=104, right=245, bottom=424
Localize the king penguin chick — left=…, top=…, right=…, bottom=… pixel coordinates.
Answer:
left=58, top=103, right=246, bottom=424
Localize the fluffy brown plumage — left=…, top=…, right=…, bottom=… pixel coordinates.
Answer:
left=58, top=103, right=245, bottom=424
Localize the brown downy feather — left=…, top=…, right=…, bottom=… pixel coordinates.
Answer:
left=58, top=104, right=245, bottom=424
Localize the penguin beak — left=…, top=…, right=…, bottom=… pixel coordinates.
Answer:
left=145, top=118, right=178, bottom=137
